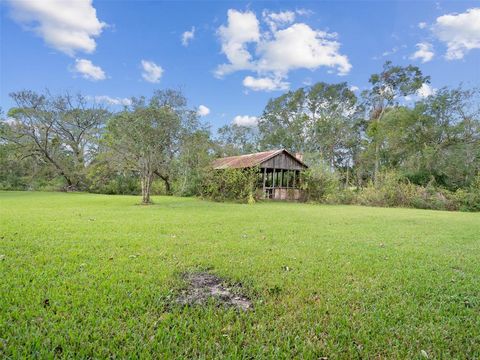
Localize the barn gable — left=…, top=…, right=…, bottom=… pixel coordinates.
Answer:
left=259, top=151, right=307, bottom=170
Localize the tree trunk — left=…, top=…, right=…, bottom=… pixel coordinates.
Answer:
left=154, top=171, right=172, bottom=195
left=345, top=166, right=349, bottom=188
left=141, top=173, right=153, bottom=204
left=372, top=106, right=386, bottom=187
left=374, top=142, right=380, bottom=187
left=164, top=178, right=171, bottom=195
left=43, top=151, right=76, bottom=191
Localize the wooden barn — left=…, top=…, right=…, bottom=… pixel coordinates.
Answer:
left=212, top=149, right=308, bottom=200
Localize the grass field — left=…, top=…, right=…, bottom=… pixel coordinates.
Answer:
left=1, top=191, right=479, bottom=358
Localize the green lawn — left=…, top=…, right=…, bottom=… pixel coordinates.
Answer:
left=1, top=192, right=479, bottom=358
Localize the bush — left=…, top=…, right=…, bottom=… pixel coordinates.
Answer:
left=355, top=173, right=460, bottom=211
left=301, top=169, right=480, bottom=212
left=200, top=167, right=258, bottom=203
left=301, top=164, right=340, bottom=202
left=453, top=174, right=480, bottom=211
left=86, top=162, right=140, bottom=195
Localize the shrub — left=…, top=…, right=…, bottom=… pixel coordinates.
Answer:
left=453, top=174, right=480, bottom=212
left=301, top=164, right=340, bottom=202
left=201, top=167, right=259, bottom=203
left=86, top=162, right=140, bottom=195
left=301, top=169, right=479, bottom=212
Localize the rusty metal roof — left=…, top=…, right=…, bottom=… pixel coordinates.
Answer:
left=212, top=149, right=307, bottom=169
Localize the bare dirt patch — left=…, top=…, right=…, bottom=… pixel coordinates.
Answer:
left=177, top=272, right=252, bottom=311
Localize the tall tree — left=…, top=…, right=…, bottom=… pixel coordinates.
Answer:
left=176, top=129, right=216, bottom=195
left=2, top=91, right=109, bottom=189
left=362, top=61, right=430, bottom=184
left=306, top=82, right=361, bottom=171
left=217, top=123, right=258, bottom=155
left=258, top=88, right=308, bottom=153
left=257, top=82, right=360, bottom=175
left=105, top=89, right=198, bottom=203
left=415, top=86, right=479, bottom=188
left=372, top=86, right=479, bottom=189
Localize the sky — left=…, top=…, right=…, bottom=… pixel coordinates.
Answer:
left=1, top=0, right=479, bottom=131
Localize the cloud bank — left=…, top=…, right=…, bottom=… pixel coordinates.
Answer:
left=216, top=9, right=351, bottom=92
left=8, top=0, right=106, bottom=56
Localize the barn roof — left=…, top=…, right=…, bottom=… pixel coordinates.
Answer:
left=212, top=149, right=308, bottom=169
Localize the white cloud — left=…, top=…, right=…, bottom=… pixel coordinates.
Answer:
left=141, top=60, right=163, bottom=83
left=8, top=0, right=106, bottom=56
left=432, top=8, right=480, bottom=60
left=197, top=105, right=210, bottom=116
left=262, top=10, right=296, bottom=31
left=417, top=83, right=436, bottom=98
left=182, top=27, right=195, bottom=46
left=73, top=59, right=106, bottom=81
left=410, top=42, right=435, bottom=63
left=94, top=95, right=131, bottom=106
left=381, top=46, right=400, bottom=57
left=376, top=44, right=407, bottom=59
left=233, top=115, right=258, bottom=127
left=216, top=9, right=351, bottom=91
left=243, top=75, right=289, bottom=91
left=418, top=22, right=427, bottom=29
left=256, top=23, right=351, bottom=76
left=215, top=10, right=260, bottom=77
left=295, top=8, right=313, bottom=17
left=349, top=85, right=359, bottom=92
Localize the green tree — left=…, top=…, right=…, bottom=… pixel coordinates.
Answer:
left=2, top=91, right=109, bottom=190
left=363, top=61, right=430, bottom=184
left=176, top=129, right=216, bottom=196
left=306, top=82, right=361, bottom=172
left=217, top=123, right=258, bottom=155
left=258, top=88, right=308, bottom=153
left=258, top=82, right=360, bottom=177
left=371, top=86, right=479, bottom=190
left=105, top=89, right=198, bottom=204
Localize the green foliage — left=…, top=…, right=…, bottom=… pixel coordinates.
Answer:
left=453, top=174, right=480, bottom=211
left=300, top=163, right=340, bottom=202
left=174, top=130, right=216, bottom=197
left=217, top=124, right=258, bottom=155
left=300, top=168, right=480, bottom=212
left=363, top=61, right=431, bottom=183
left=201, top=167, right=259, bottom=203
left=373, top=87, right=480, bottom=190
left=367, top=61, right=429, bottom=102
left=104, top=89, right=200, bottom=203
left=258, top=82, right=361, bottom=170
left=86, top=160, right=140, bottom=195
left=3, top=91, right=110, bottom=190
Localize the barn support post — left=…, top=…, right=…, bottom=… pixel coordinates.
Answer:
left=262, top=167, right=267, bottom=198
left=272, top=166, right=276, bottom=188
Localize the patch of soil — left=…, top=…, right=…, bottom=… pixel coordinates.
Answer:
left=177, top=272, right=252, bottom=311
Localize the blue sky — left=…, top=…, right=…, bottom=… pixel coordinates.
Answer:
left=1, top=1, right=479, bottom=131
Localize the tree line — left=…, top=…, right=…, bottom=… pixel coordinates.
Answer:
left=1, top=62, right=479, bottom=210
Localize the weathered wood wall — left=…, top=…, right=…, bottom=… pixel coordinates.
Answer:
left=260, top=152, right=305, bottom=170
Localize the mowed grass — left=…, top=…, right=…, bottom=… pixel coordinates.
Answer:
left=1, top=192, right=479, bottom=358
